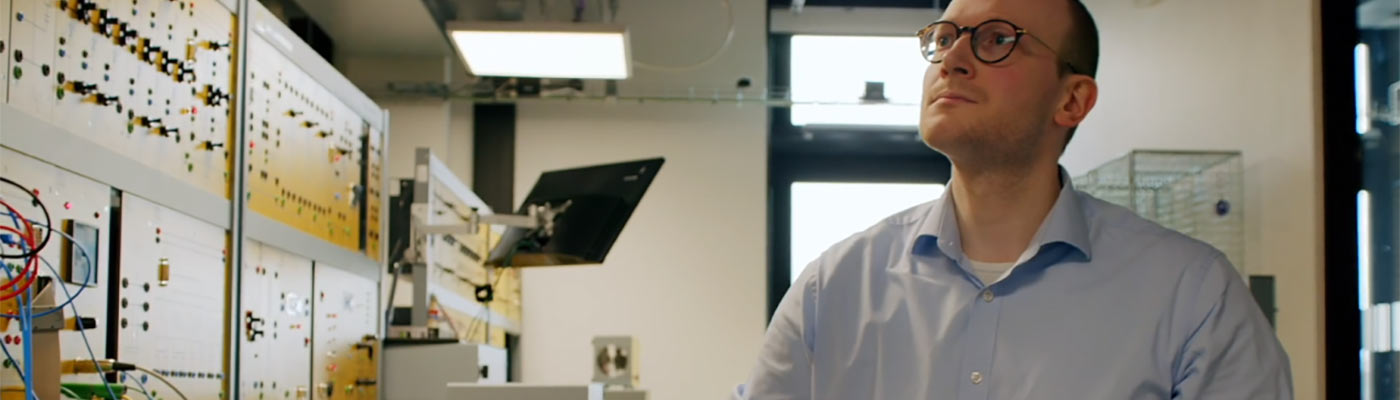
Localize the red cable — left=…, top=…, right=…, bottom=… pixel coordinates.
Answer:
left=0, top=198, right=39, bottom=300
left=0, top=198, right=37, bottom=290
left=0, top=225, right=38, bottom=301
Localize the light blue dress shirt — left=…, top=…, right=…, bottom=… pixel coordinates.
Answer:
left=737, top=170, right=1292, bottom=400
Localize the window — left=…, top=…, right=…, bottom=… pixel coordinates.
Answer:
left=789, top=35, right=927, bottom=127
left=768, top=28, right=951, bottom=321
left=789, top=182, right=946, bottom=282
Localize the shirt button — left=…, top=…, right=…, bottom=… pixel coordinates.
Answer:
left=982, top=290, right=994, bottom=302
left=971, top=371, right=983, bottom=385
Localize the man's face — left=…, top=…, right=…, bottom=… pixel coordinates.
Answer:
left=919, top=0, right=1073, bottom=167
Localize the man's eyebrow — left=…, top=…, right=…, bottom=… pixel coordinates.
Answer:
left=935, top=15, right=1016, bottom=25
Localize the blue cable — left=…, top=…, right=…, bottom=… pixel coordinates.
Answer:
left=38, top=255, right=120, bottom=400
left=0, top=254, right=23, bottom=383
left=0, top=235, right=20, bottom=382
left=1, top=212, right=114, bottom=399
left=123, top=370, right=155, bottom=400
left=0, top=219, right=93, bottom=319
left=20, top=255, right=36, bottom=400
left=0, top=252, right=26, bottom=395
left=5, top=208, right=37, bottom=400
left=3, top=198, right=37, bottom=400
left=15, top=216, right=116, bottom=399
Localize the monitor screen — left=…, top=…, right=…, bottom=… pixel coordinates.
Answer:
left=489, top=157, right=664, bottom=267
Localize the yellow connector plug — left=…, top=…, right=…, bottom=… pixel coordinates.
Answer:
left=61, top=359, right=137, bottom=375
left=2, top=386, right=29, bottom=400
left=61, top=359, right=116, bottom=374
left=65, top=317, right=98, bottom=331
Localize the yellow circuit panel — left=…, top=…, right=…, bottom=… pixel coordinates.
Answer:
left=6, top=0, right=236, bottom=197
left=428, top=224, right=521, bottom=347
left=312, top=264, right=379, bottom=400
left=243, top=34, right=363, bottom=251
left=317, top=336, right=378, bottom=400
left=362, top=124, right=383, bottom=260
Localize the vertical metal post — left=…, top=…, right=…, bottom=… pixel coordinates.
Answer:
left=225, top=0, right=253, bottom=397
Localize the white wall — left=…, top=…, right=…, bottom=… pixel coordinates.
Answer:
left=515, top=101, right=768, bottom=400
left=513, top=0, right=769, bottom=398
left=1065, top=0, right=1321, bottom=397
left=339, top=53, right=477, bottom=313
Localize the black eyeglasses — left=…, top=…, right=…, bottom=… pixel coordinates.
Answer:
left=917, top=19, right=1079, bottom=75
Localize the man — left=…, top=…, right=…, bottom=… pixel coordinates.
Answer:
left=735, top=0, right=1292, bottom=398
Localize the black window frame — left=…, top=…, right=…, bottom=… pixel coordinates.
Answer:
left=766, top=31, right=951, bottom=319
left=1320, top=0, right=1361, bottom=398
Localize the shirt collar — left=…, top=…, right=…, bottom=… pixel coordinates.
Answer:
left=913, top=166, right=1093, bottom=262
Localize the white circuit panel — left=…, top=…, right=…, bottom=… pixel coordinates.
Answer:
left=0, top=149, right=112, bottom=388
left=7, top=0, right=236, bottom=196
left=116, top=193, right=226, bottom=399
left=311, top=264, right=378, bottom=400
left=1, top=0, right=10, bottom=100
left=240, top=240, right=312, bottom=400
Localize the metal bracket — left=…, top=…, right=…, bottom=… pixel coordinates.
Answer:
left=31, top=307, right=65, bottom=331
left=416, top=200, right=572, bottom=238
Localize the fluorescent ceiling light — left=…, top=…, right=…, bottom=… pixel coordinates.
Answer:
left=448, top=21, right=631, bottom=80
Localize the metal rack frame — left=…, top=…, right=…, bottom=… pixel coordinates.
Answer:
left=398, top=148, right=520, bottom=335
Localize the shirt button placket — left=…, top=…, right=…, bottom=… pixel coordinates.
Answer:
left=958, top=284, right=999, bottom=399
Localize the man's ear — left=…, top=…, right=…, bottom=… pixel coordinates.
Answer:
left=1054, top=76, right=1098, bottom=129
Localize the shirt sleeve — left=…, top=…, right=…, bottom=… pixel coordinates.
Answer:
left=1171, top=253, right=1293, bottom=399
left=734, top=259, right=819, bottom=400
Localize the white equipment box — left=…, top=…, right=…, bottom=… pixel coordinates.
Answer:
left=605, top=389, right=649, bottom=400
left=384, top=341, right=507, bottom=400
left=445, top=384, right=604, bottom=400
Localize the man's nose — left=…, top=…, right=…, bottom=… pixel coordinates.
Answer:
left=939, top=34, right=977, bottom=79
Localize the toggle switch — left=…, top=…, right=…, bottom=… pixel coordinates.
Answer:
left=202, top=40, right=230, bottom=51
left=328, top=147, right=351, bottom=163
left=244, top=312, right=266, bottom=342
left=72, top=0, right=97, bottom=23
left=197, top=141, right=224, bottom=151
left=153, top=126, right=179, bottom=137
left=69, top=81, right=98, bottom=95
left=175, top=64, right=196, bottom=83
left=141, top=40, right=161, bottom=63
left=96, top=9, right=119, bottom=35
left=136, top=117, right=162, bottom=127
left=201, top=85, right=230, bottom=106
left=118, top=25, right=138, bottom=46
left=92, top=94, right=120, bottom=106
left=162, top=57, right=182, bottom=74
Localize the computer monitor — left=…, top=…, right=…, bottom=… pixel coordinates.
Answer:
left=488, top=157, right=664, bottom=267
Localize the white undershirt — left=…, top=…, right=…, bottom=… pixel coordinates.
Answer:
left=967, top=259, right=1016, bottom=285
